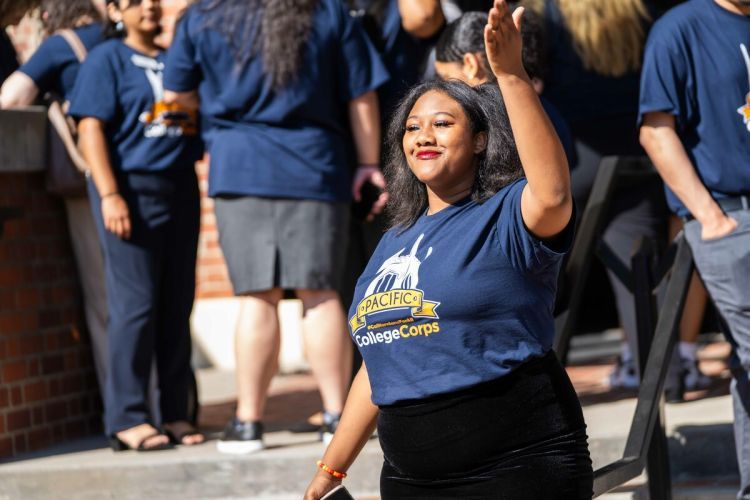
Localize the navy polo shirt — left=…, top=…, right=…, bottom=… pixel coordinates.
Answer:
left=349, top=179, right=574, bottom=406
left=163, top=0, right=389, bottom=202
left=69, top=39, right=203, bottom=173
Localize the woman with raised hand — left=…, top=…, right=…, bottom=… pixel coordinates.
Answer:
left=69, top=0, right=204, bottom=451
left=304, top=1, right=592, bottom=498
left=163, top=0, right=388, bottom=453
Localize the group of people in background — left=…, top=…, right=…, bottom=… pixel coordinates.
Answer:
left=1, top=0, right=749, bottom=498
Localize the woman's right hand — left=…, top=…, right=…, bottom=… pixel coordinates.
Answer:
left=303, top=471, right=341, bottom=500
left=101, top=193, right=131, bottom=239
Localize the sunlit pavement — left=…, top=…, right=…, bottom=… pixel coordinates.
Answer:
left=0, top=332, right=738, bottom=499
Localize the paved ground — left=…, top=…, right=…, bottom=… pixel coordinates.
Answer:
left=0, top=332, right=739, bottom=499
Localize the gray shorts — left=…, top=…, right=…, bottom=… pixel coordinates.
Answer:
left=214, top=196, right=350, bottom=294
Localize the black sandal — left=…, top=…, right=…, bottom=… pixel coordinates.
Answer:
left=110, top=432, right=174, bottom=452
left=163, top=424, right=204, bottom=446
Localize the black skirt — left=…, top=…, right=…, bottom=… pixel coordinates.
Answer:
left=377, top=351, right=593, bottom=499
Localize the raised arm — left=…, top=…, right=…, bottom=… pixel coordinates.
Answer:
left=78, top=117, right=131, bottom=240
left=640, top=111, right=736, bottom=239
left=304, top=364, right=380, bottom=500
left=349, top=90, right=388, bottom=219
left=485, top=0, right=571, bottom=239
left=0, top=71, right=39, bottom=108
left=398, top=0, right=445, bottom=39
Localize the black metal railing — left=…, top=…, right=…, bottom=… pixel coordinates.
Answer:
left=553, top=156, right=695, bottom=498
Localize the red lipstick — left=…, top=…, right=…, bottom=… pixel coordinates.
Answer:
left=416, top=151, right=440, bottom=160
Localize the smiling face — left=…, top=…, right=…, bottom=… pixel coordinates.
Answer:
left=402, top=90, right=487, bottom=193
left=108, top=0, right=161, bottom=35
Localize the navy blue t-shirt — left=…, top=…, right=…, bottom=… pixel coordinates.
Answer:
left=19, top=23, right=104, bottom=100
left=349, top=179, right=573, bottom=406
left=68, top=39, right=203, bottom=173
left=638, top=0, right=750, bottom=216
left=163, top=0, right=389, bottom=202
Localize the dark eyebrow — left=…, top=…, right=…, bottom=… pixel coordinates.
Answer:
left=406, top=111, right=457, bottom=120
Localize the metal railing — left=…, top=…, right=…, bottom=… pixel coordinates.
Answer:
left=553, top=156, right=694, bottom=498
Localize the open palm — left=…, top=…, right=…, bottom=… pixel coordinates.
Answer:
left=484, top=0, right=526, bottom=79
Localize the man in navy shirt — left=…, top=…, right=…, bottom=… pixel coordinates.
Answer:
left=639, top=0, right=750, bottom=496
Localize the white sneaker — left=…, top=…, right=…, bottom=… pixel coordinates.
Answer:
left=607, top=357, right=640, bottom=389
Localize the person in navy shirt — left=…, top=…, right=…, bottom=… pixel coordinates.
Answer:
left=69, top=0, right=204, bottom=451
left=0, top=0, right=110, bottom=406
left=163, top=0, right=388, bottom=453
left=639, top=0, right=750, bottom=495
left=304, top=2, right=592, bottom=499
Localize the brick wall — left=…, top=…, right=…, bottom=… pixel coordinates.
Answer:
left=0, top=173, right=101, bottom=457
left=0, top=0, right=233, bottom=459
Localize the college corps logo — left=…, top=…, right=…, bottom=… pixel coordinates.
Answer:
left=737, top=44, right=750, bottom=132
left=131, top=54, right=198, bottom=138
left=349, top=234, right=440, bottom=340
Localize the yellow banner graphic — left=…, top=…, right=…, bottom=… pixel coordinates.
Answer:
left=349, top=289, right=439, bottom=332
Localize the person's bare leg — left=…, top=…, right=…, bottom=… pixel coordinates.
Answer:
left=296, top=289, right=352, bottom=414
left=235, top=288, right=283, bottom=422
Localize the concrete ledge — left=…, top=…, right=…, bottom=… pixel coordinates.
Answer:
left=0, top=107, right=48, bottom=173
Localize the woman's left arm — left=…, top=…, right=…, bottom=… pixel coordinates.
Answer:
left=485, top=0, right=572, bottom=239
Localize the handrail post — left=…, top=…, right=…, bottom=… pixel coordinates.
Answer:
left=632, top=238, right=672, bottom=500
left=555, top=156, right=621, bottom=362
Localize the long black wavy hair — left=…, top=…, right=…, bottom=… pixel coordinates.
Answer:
left=41, top=0, right=102, bottom=35
left=384, top=79, right=523, bottom=230
left=196, top=0, right=319, bottom=90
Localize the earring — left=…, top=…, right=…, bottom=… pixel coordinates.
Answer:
left=116, top=21, right=124, bottom=32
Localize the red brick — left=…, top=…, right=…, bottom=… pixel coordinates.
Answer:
left=2, top=361, right=26, bottom=383
left=0, top=414, right=4, bottom=433
left=46, top=401, right=67, bottom=423
left=10, top=386, right=22, bottom=405
left=13, top=433, right=27, bottom=454
left=23, top=381, right=47, bottom=403
left=49, top=379, right=60, bottom=397
left=14, top=289, right=40, bottom=308
left=0, top=313, right=26, bottom=335
left=7, top=409, right=31, bottom=431
left=51, top=424, right=64, bottom=440
left=27, top=358, right=40, bottom=376
left=0, top=265, right=25, bottom=288
left=27, top=428, right=52, bottom=450
left=20, top=334, right=43, bottom=355
left=0, top=437, right=12, bottom=458
left=5, top=337, right=20, bottom=357
left=32, top=406, right=44, bottom=425
left=0, top=387, right=8, bottom=408
left=42, top=354, right=64, bottom=375
left=38, top=309, right=61, bottom=329
left=61, top=374, right=83, bottom=395
left=64, top=420, right=86, bottom=439
left=0, top=290, right=14, bottom=310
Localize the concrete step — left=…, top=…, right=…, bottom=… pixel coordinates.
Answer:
left=0, top=419, right=740, bottom=499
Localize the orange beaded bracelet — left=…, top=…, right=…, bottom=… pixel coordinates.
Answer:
left=316, top=460, right=347, bottom=479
